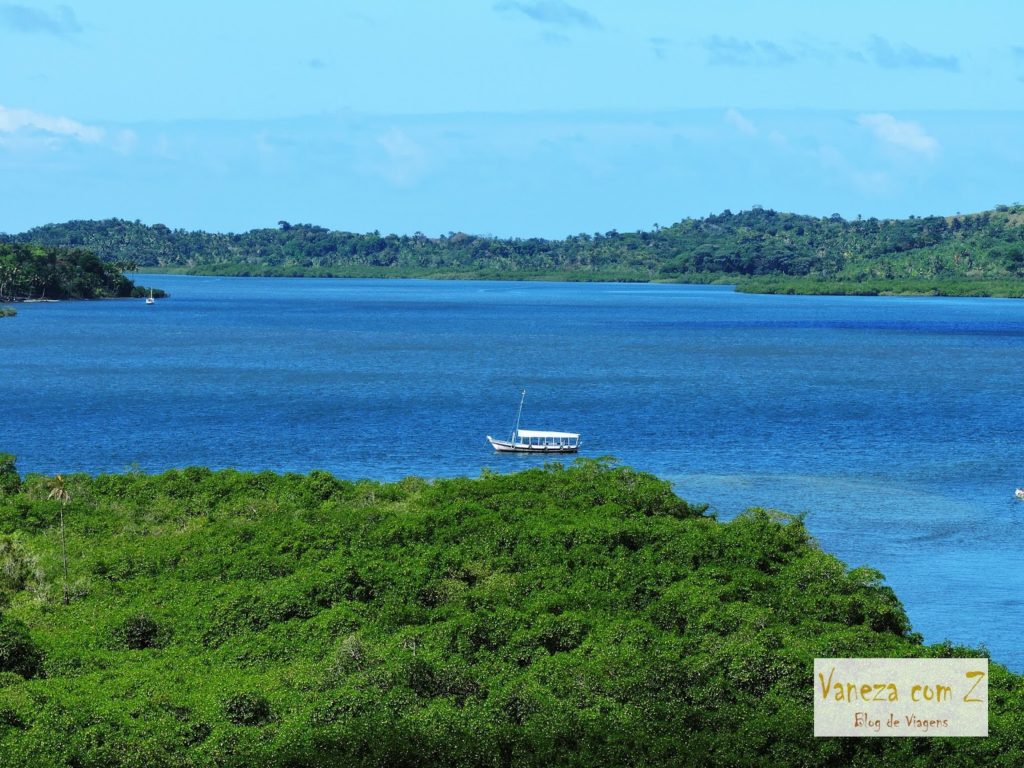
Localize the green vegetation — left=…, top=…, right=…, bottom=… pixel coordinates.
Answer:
left=738, top=277, right=1024, bottom=298
left=0, top=243, right=161, bottom=302
left=5, top=205, right=1024, bottom=296
left=0, top=456, right=1019, bottom=766
left=0, top=308, right=15, bottom=318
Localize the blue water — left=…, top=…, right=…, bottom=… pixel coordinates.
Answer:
left=2, top=276, right=1023, bottom=671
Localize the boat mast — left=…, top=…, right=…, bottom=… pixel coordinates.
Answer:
left=511, top=389, right=526, bottom=442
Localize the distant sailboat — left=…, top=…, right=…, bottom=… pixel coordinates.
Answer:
left=486, top=390, right=580, bottom=453
left=145, top=289, right=155, bottom=305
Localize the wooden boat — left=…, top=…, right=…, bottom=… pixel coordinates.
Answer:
left=487, top=390, right=580, bottom=453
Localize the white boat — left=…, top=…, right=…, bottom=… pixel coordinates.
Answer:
left=145, top=289, right=154, bottom=305
left=487, top=390, right=580, bottom=453
left=1015, top=488, right=1024, bottom=501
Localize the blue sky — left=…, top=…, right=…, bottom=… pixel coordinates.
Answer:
left=2, top=1, right=1023, bottom=236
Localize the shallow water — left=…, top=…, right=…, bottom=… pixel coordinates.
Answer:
left=2, top=276, right=1022, bottom=669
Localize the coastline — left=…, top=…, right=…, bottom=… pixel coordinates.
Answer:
left=133, top=266, right=1024, bottom=298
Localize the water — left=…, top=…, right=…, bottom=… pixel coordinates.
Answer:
left=2, top=276, right=1022, bottom=670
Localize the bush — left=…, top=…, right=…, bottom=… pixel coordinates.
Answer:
left=114, top=613, right=163, bottom=650
left=223, top=692, right=272, bottom=726
left=0, top=615, right=43, bottom=678
left=0, top=536, right=45, bottom=599
left=0, top=454, right=19, bottom=496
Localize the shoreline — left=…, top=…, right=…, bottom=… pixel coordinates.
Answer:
left=134, top=267, right=1024, bottom=298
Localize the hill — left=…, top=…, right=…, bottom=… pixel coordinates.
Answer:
left=5, top=206, right=1024, bottom=293
left=0, top=457, right=1020, bottom=767
left=0, top=243, right=159, bottom=302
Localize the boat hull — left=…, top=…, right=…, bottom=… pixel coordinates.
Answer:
left=487, top=436, right=579, bottom=453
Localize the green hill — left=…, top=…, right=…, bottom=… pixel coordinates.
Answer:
left=0, top=243, right=159, bottom=302
left=0, top=457, right=1019, bottom=766
left=4, top=206, right=1024, bottom=293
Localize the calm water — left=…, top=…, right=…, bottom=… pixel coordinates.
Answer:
left=3, top=276, right=1023, bottom=670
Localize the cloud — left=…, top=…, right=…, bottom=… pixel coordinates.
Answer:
left=857, top=113, right=938, bottom=157
left=724, top=108, right=757, bottom=136
left=700, top=34, right=958, bottom=72
left=866, top=36, right=958, bottom=71
left=0, top=104, right=103, bottom=143
left=649, top=36, right=671, bottom=59
left=703, top=35, right=794, bottom=66
left=494, top=1, right=601, bottom=29
left=0, top=3, right=80, bottom=36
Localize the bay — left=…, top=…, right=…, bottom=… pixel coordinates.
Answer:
left=2, top=275, right=1022, bottom=670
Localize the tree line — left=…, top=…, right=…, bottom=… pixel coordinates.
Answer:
left=5, top=205, right=1024, bottom=286
left=0, top=243, right=157, bottom=302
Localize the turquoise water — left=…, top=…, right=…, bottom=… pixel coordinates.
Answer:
left=2, top=276, right=1022, bottom=670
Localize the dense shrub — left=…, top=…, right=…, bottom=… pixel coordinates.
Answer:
left=0, top=456, right=18, bottom=497
left=114, top=613, right=163, bottom=650
left=0, top=462, right=1017, bottom=767
left=0, top=615, right=42, bottom=678
left=223, top=692, right=272, bottom=725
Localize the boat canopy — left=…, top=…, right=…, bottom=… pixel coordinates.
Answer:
left=515, top=430, right=579, bottom=439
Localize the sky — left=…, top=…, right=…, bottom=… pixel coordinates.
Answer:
left=1, top=0, right=1023, bottom=237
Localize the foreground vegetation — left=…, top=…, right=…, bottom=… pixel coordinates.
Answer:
left=5, top=205, right=1024, bottom=296
left=0, top=243, right=160, bottom=302
left=0, top=457, right=1020, bottom=767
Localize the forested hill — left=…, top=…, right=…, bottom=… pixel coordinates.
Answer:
left=5, top=205, right=1024, bottom=285
left=0, top=243, right=156, bottom=302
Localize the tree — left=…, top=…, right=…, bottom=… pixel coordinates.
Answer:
left=0, top=261, right=19, bottom=301
left=0, top=454, right=18, bottom=495
left=47, top=475, right=71, bottom=604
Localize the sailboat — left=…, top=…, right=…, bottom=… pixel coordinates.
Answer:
left=145, top=289, right=155, bottom=305
left=486, top=390, right=580, bottom=453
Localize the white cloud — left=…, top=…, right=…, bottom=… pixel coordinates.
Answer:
left=0, top=104, right=104, bottom=143
left=857, top=113, right=938, bottom=157
left=724, top=108, right=757, bottom=136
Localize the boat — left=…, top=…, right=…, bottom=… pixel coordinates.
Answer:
left=486, top=390, right=580, bottom=453
left=1015, top=488, right=1024, bottom=501
left=145, top=289, right=155, bottom=305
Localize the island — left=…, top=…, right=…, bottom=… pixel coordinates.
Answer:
left=0, top=243, right=162, bottom=303
left=4, top=204, right=1024, bottom=297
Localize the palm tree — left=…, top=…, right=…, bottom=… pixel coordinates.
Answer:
left=47, top=475, right=71, bottom=604
left=0, top=262, right=19, bottom=301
